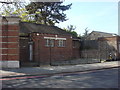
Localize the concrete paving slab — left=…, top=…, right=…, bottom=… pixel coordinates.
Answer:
left=0, top=61, right=119, bottom=78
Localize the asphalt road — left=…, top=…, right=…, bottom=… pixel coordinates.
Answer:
left=2, top=67, right=119, bottom=88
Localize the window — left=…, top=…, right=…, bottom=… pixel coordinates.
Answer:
left=45, top=39, right=54, bottom=47
left=58, top=40, right=65, bottom=47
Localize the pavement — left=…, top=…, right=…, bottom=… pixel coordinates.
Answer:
left=0, top=61, right=119, bottom=78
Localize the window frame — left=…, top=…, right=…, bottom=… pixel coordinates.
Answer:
left=58, top=40, right=66, bottom=47
left=45, top=39, right=54, bottom=47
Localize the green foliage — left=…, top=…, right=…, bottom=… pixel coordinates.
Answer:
left=78, top=34, right=82, bottom=38
left=70, top=31, right=78, bottom=37
left=0, top=1, right=31, bottom=22
left=19, top=33, right=29, bottom=36
left=0, top=2, right=72, bottom=26
left=26, top=2, right=72, bottom=25
left=0, top=1, right=27, bottom=16
left=63, top=25, right=78, bottom=37
left=67, top=25, right=76, bottom=31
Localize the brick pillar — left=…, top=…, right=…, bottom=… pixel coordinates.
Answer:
left=0, top=16, right=20, bottom=68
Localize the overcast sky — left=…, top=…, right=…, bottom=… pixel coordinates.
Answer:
left=56, top=0, right=118, bottom=35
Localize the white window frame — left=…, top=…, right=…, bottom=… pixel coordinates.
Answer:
left=45, top=39, right=54, bottom=47
left=58, top=40, right=65, bottom=47
left=44, top=37, right=66, bottom=40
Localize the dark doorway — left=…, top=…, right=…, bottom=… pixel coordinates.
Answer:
left=19, top=37, right=38, bottom=67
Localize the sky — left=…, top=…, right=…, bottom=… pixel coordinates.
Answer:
left=0, top=0, right=118, bottom=35
left=56, top=0, right=118, bottom=35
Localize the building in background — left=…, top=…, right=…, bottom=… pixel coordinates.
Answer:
left=81, top=31, right=120, bottom=60
left=84, top=31, right=117, bottom=40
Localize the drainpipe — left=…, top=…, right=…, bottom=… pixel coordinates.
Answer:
left=50, top=39, right=52, bottom=66
left=38, top=40, right=40, bottom=66
left=29, top=43, right=33, bottom=61
left=29, top=33, right=33, bottom=62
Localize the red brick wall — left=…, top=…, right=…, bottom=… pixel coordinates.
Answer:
left=31, top=33, right=73, bottom=64
left=0, top=17, right=8, bottom=61
left=0, top=16, right=20, bottom=68
left=72, top=40, right=80, bottom=59
left=5, top=17, right=19, bottom=62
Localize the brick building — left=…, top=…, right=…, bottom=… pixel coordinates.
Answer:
left=1, top=16, right=119, bottom=68
left=0, top=16, right=80, bottom=68
left=19, top=22, right=80, bottom=66
left=81, top=31, right=120, bottom=60
left=84, top=31, right=117, bottom=40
